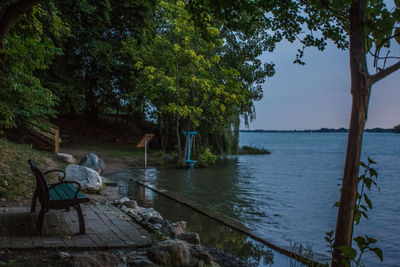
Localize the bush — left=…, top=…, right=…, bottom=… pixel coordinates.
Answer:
left=394, top=124, right=400, bottom=133
left=238, top=146, right=271, bottom=155
left=197, top=148, right=217, bottom=165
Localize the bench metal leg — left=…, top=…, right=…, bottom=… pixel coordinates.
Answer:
left=74, top=205, right=85, bottom=235
left=36, top=207, right=45, bottom=235
left=31, top=188, right=38, bottom=213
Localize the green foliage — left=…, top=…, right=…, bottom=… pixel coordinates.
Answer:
left=40, top=0, right=155, bottom=119
left=354, top=157, right=379, bottom=225
left=1, top=0, right=271, bottom=155
left=393, top=124, right=400, bottom=133
left=0, top=259, right=22, bottom=267
left=238, top=146, right=271, bottom=155
left=123, top=0, right=265, bottom=155
left=327, top=158, right=383, bottom=266
left=0, top=2, right=68, bottom=129
left=197, top=147, right=217, bottom=165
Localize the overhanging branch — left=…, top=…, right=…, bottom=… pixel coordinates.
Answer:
left=0, top=0, right=44, bottom=46
left=370, top=60, right=400, bottom=84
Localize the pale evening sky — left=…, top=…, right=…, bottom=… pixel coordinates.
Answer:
left=244, top=41, right=400, bottom=130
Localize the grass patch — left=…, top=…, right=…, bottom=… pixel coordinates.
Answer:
left=77, top=141, right=144, bottom=158
left=238, top=146, right=271, bottom=155
left=68, top=140, right=169, bottom=166
left=0, top=138, right=64, bottom=202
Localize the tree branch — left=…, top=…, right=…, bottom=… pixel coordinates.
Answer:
left=318, top=0, right=348, bottom=30
left=370, top=60, right=400, bottom=84
left=0, top=0, right=43, bottom=46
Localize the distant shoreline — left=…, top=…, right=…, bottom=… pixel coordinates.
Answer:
left=240, top=128, right=395, bottom=133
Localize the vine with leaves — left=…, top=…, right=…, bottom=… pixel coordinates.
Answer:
left=326, top=157, right=382, bottom=266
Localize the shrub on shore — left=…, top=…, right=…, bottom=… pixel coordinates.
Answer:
left=198, top=148, right=217, bottom=165
left=238, top=146, right=271, bottom=155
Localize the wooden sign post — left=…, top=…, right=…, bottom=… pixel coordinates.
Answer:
left=136, top=134, right=155, bottom=169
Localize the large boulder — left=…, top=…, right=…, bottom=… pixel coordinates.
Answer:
left=56, top=153, right=76, bottom=164
left=147, top=240, right=191, bottom=266
left=79, top=153, right=106, bottom=174
left=65, top=164, right=102, bottom=192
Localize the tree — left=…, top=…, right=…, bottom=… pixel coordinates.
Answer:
left=193, top=0, right=400, bottom=265
left=330, top=2, right=399, bottom=265
left=41, top=0, right=155, bottom=121
left=0, top=0, right=43, bottom=49
left=0, top=1, right=68, bottom=129
left=123, top=0, right=267, bottom=155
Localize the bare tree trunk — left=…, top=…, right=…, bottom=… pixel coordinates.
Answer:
left=0, top=0, right=43, bottom=49
left=332, top=0, right=371, bottom=265
left=176, top=114, right=181, bottom=158
left=175, top=53, right=182, bottom=158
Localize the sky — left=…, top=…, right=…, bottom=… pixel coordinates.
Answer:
left=244, top=41, right=400, bottom=130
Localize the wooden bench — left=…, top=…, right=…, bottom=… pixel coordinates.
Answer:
left=28, top=160, right=89, bottom=234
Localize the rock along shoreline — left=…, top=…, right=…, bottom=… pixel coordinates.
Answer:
left=114, top=196, right=252, bottom=267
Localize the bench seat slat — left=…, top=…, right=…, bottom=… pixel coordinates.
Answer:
left=49, top=183, right=85, bottom=201
left=62, top=183, right=85, bottom=199
left=50, top=185, right=68, bottom=200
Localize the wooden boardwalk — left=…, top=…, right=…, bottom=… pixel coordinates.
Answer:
left=0, top=204, right=154, bottom=250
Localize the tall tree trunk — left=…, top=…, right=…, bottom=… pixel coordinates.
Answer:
left=158, top=114, right=164, bottom=150
left=176, top=114, right=181, bottom=158
left=0, top=0, right=43, bottom=50
left=175, top=54, right=182, bottom=158
left=332, top=0, right=371, bottom=265
left=85, top=87, right=98, bottom=121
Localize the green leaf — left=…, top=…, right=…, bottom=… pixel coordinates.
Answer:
left=353, top=236, right=366, bottom=250
left=364, top=177, right=372, bottom=190
left=333, top=201, right=339, bottom=208
left=360, top=210, right=369, bottom=220
left=339, top=246, right=357, bottom=260
left=395, top=0, right=400, bottom=8
left=366, top=236, right=377, bottom=243
left=325, top=230, right=334, bottom=237
left=367, top=157, right=376, bottom=164
left=359, top=161, right=366, bottom=168
left=354, top=211, right=361, bottom=225
left=369, top=168, right=378, bottom=178
left=364, top=193, right=372, bottom=209
left=371, top=247, right=383, bottom=262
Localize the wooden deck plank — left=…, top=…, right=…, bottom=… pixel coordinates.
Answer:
left=89, top=205, right=130, bottom=245
left=0, top=204, right=153, bottom=250
left=91, top=205, right=132, bottom=244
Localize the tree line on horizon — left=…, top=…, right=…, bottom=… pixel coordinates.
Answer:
left=240, top=127, right=397, bottom=133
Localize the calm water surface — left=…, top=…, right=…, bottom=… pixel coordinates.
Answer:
left=127, top=132, right=400, bottom=266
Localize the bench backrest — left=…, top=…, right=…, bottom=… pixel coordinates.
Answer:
left=28, top=160, right=50, bottom=208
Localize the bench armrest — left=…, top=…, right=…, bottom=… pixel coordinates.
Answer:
left=44, top=169, right=66, bottom=181
left=49, top=181, right=82, bottom=199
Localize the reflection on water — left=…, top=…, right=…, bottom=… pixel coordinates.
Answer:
left=118, top=132, right=400, bottom=267
left=127, top=181, right=304, bottom=267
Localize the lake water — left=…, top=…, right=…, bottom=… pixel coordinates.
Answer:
left=124, top=132, right=400, bottom=266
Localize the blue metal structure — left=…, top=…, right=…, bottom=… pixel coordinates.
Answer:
left=183, top=131, right=198, bottom=168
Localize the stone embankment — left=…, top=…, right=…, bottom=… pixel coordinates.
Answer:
left=115, top=196, right=219, bottom=267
